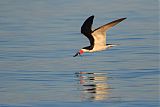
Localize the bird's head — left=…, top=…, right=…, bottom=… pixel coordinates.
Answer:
left=73, top=49, right=84, bottom=57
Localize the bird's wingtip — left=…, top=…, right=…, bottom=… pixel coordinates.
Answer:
left=123, top=17, right=127, bottom=20
left=88, top=15, right=94, bottom=18
left=118, top=17, right=127, bottom=22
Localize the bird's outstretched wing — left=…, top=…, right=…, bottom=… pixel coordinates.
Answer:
left=93, top=18, right=126, bottom=33
left=92, top=18, right=126, bottom=46
left=81, top=15, right=94, bottom=46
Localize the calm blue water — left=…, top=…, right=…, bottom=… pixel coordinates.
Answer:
left=0, top=0, right=159, bottom=107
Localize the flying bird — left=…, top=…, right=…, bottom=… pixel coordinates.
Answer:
left=73, top=15, right=126, bottom=57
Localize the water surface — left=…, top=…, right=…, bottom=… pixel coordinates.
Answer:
left=0, top=0, right=159, bottom=107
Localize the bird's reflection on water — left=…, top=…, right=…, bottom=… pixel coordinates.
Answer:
left=75, top=72, right=110, bottom=101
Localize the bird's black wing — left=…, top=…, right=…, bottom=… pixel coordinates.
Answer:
left=81, top=15, right=94, bottom=46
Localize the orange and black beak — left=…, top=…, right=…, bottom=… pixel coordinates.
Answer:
left=73, top=50, right=84, bottom=57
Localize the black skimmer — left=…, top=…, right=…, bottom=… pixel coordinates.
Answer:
left=73, top=15, right=126, bottom=57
